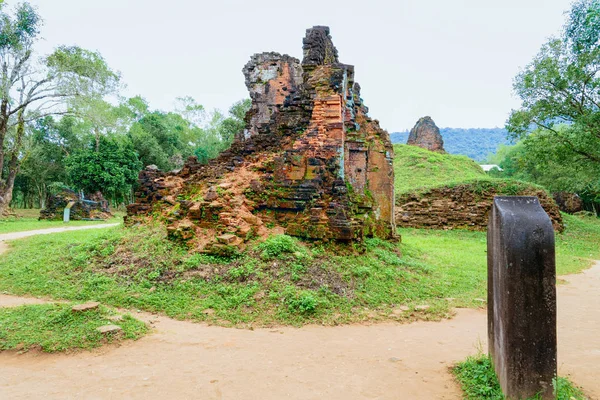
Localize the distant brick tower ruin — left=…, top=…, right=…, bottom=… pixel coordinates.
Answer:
left=407, top=116, right=445, bottom=152
left=127, top=26, right=396, bottom=254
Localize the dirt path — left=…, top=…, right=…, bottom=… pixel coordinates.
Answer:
left=0, top=228, right=597, bottom=399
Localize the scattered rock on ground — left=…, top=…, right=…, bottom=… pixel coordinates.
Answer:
left=392, top=306, right=410, bottom=315
left=96, top=325, right=122, bottom=334
left=72, top=302, right=100, bottom=312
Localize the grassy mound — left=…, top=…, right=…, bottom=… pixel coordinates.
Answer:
left=453, top=353, right=588, bottom=399
left=393, top=144, right=485, bottom=194
left=0, top=214, right=597, bottom=328
left=0, top=225, right=456, bottom=326
left=393, top=144, right=549, bottom=199
left=0, top=303, right=147, bottom=352
left=393, top=144, right=564, bottom=231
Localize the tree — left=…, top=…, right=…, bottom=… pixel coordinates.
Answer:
left=66, top=136, right=141, bottom=204
left=0, top=2, right=119, bottom=213
left=491, top=130, right=600, bottom=214
left=67, top=96, right=129, bottom=152
left=192, top=98, right=250, bottom=163
left=219, top=98, right=250, bottom=143
left=13, top=116, right=70, bottom=208
left=129, top=111, right=195, bottom=170
left=507, top=0, right=600, bottom=168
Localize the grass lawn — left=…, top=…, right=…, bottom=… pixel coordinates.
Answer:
left=453, top=353, right=588, bottom=399
left=0, top=209, right=123, bottom=234
left=0, top=303, right=147, bottom=352
left=0, top=213, right=596, bottom=327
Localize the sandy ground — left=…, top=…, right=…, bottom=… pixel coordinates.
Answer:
left=0, top=226, right=597, bottom=399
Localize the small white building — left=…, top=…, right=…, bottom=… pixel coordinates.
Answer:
left=480, top=164, right=503, bottom=172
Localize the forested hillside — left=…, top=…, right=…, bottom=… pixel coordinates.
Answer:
left=390, top=128, right=510, bottom=161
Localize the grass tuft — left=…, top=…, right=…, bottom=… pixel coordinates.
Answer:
left=0, top=303, right=148, bottom=352
left=453, top=353, right=588, bottom=399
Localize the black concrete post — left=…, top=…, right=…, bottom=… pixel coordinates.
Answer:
left=487, top=196, right=556, bottom=399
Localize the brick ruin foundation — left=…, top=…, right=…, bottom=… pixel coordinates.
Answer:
left=126, top=26, right=396, bottom=254
left=395, top=184, right=564, bottom=232
left=40, top=189, right=111, bottom=221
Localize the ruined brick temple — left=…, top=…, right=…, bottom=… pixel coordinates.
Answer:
left=127, top=26, right=395, bottom=253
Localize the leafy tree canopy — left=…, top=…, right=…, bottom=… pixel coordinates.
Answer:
left=66, top=135, right=141, bottom=203
left=507, top=0, right=600, bottom=168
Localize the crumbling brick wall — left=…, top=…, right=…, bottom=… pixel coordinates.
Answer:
left=395, top=184, right=564, bottom=232
left=40, top=189, right=112, bottom=221
left=126, top=26, right=396, bottom=254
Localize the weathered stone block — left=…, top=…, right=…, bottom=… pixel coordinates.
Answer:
left=72, top=302, right=100, bottom=312
left=97, top=324, right=122, bottom=335
left=487, top=196, right=556, bottom=399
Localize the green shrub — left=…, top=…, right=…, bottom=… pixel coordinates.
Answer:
left=287, top=291, right=318, bottom=314
left=453, top=354, right=588, bottom=400
left=228, top=261, right=257, bottom=281
left=453, top=354, right=503, bottom=399
left=257, top=234, right=306, bottom=259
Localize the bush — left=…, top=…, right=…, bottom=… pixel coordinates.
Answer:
left=257, top=234, right=306, bottom=259
left=453, top=354, right=588, bottom=400
left=287, top=291, right=318, bottom=314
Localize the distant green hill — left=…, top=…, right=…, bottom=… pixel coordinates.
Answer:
left=390, top=128, right=511, bottom=162
left=393, top=144, right=486, bottom=194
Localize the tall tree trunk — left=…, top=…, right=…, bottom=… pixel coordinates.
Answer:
left=38, top=182, right=46, bottom=209
left=0, top=179, right=16, bottom=216
left=0, top=99, right=8, bottom=180
left=0, top=111, right=25, bottom=215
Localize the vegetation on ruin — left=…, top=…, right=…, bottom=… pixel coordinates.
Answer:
left=453, top=353, right=588, bottom=399
left=0, top=303, right=147, bottom=353
left=0, top=213, right=597, bottom=327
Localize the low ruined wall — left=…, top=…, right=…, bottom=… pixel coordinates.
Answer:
left=39, top=190, right=111, bottom=221
left=395, top=182, right=564, bottom=232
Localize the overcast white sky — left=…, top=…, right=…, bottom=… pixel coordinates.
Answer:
left=27, top=0, right=571, bottom=131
